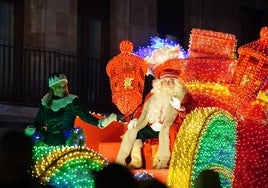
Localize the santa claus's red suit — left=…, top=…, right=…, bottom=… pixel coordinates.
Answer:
left=116, top=69, right=195, bottom=169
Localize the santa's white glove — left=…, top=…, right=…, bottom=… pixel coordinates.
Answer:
left=98, top=113, right=117, bottom=129
left=127, top=118, right=138, bottom=129
left=170, top=97, right=185, bottom=111
left=25, top=125, right=36, bottom=136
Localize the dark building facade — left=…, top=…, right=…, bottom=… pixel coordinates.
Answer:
left=0, top=0, right=267, bottom=114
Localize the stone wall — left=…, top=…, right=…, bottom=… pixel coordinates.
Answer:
left=110, top=0, right=158, bottom=56
left=24, top=0, right=77, bottom=53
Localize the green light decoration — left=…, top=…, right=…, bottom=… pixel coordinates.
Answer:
left=191, top=110, right=237, bottom=188
left=32, top=144, right=108, bottom=188
left=168, top=107, right=237, bottom=188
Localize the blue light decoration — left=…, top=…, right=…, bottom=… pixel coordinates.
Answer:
left=133, top=36, right=188, bottom=77
left=133, top=171, right=155, bottom=181
left=134, top=36, right=187, bottom=59
left=65, top=127, right=86, bottom=146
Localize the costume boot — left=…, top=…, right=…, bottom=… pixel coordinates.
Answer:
left=115, top=128, right=138, bottom=166
left=128, top=139, right=143, bottom=169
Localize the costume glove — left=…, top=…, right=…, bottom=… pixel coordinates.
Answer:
left=170, top=97, right=185, bottom=111
left=98, top=113, right=117, bottom=128
left=24, top=125, right=36, bottom=136
left=127, top=118, right=138, bottom=129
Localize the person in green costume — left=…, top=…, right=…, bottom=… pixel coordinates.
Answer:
left=25, top=72, right=117, bottom=146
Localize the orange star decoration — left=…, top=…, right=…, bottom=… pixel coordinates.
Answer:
left=106, top=40, right=148, bottom=117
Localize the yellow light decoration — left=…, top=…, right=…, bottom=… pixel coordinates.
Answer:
left=209, top=165, right=234, bottom=180
left=33, top=145, right=107, bottom=184
left=167, top=107, right=237, bottom=188
left=184, top=81, right=234, bottom=113
left=168, top=107, right=220, bottom=188
left=255, top=90, right=268, bottom=108
left=185, top=81, right=231, bottom=97
left=106, top=40, right=148, bottom=116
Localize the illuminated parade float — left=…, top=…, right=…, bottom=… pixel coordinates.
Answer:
left=32, top=27, right=268, bottom=188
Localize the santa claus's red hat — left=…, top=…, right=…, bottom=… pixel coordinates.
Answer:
left=154, top=58, right=182, bottom=79
left=159, top=69, right=180, bottom=79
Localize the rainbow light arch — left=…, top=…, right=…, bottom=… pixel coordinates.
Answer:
left=168, top=107, right=237, bottom=188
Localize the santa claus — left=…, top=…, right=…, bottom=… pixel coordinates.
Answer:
left=115, top=59, right=195, bottom=169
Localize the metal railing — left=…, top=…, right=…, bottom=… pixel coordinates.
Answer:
left=0, top=43, right=117, bottom=113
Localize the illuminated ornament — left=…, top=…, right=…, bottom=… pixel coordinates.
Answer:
left=181, top=28, right=237, bottom=84
left=228, top=27, right=268, bottom=188
left=32, top=145, right=108, bottom=188
left=168, top=107, right=237, bottom=188
left=106, top=40, right=148, bottom=117
left=180, top=28, right=238, bottom=114
left=229, top=26, right=268, bottom=110
left=188, top=28, right=237, bottom=59
left=134, top=36, right=186, bottom=77
left=65, top=127, right=86, bottom=147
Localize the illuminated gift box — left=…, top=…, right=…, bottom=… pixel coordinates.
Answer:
left=188, top=28, right=237, bottom=59
left=106, top=40, right=148, bottom=117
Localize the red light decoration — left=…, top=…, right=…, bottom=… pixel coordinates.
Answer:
left=228, top=26, right=268, bottom=114
left=153, top=58, right=182, bottom=79
left=231, top=26, right=268, bottom=188
left=188, top=28, right=237, bottom=59
left=180, top=58, right=237, bottom=84
left=174, top=27, right=268, bottom=188
left=106, top=40, right=148, bottom=117
left=181, top=28, right=238, bottom=113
